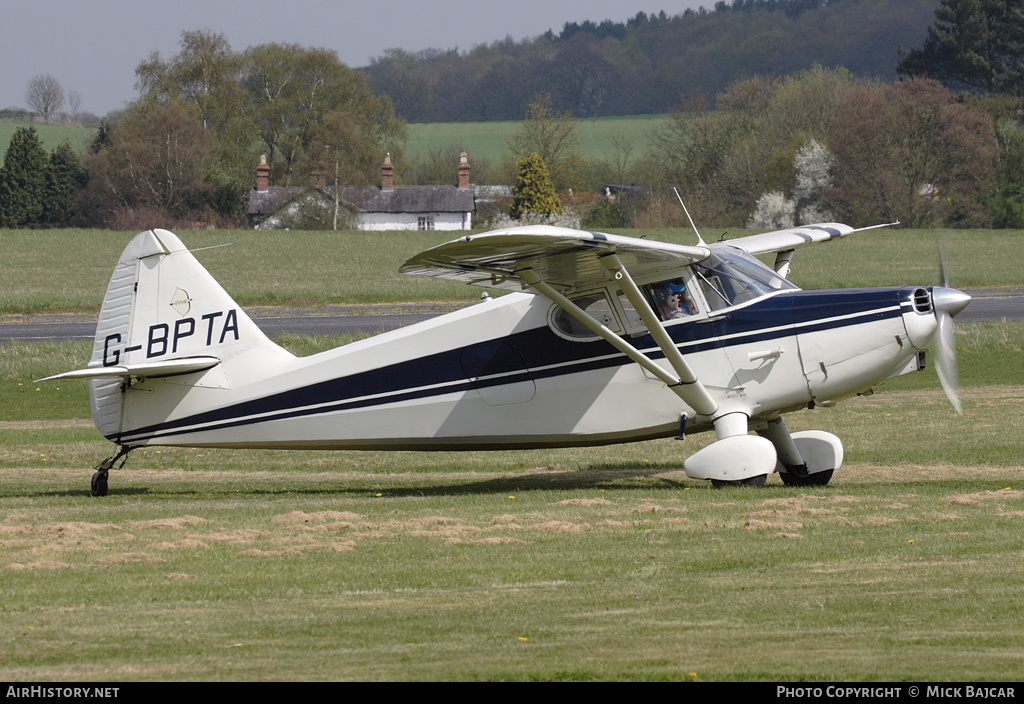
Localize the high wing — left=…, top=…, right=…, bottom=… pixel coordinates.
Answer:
left=712, top=222, right=896, bottom=277
left=403, top=224, right=720, bottom=420
left=400, top=224, right=710, bottom=294
left=723, top=222, right=856, bottom=256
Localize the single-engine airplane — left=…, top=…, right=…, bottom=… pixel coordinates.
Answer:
left=41, top=222, right=971, bottom=496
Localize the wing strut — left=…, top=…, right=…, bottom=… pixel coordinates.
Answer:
left=517, top=265, right=719, bottom=419
left=597, top=254, right=718, bottom=417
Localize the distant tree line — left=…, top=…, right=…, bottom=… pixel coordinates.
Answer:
left=0, top=30, right=413, bottom=231
left=29, top=30, right=405, bottom=230
left=361, top=0, right=940, bottom=122
left=494, top=5, right=1024, bottom=233
left=630, top=67, right=1005, bottom=230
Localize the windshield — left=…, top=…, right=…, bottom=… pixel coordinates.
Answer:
left=694, top=247, right=796, bottom=311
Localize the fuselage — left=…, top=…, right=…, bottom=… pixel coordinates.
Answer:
left=110, top=269, right=937, bottom=451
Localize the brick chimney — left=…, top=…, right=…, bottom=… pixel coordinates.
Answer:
left=458, top=150, right=470, bottom=189
left=382, top=152, right=394, bottom=191
left=256, top=153, right=270, bottom=192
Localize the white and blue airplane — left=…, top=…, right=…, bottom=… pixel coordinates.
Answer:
left=42, top=222, right=970, bottom=496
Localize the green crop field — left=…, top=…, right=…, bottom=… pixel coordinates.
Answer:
left=1, top=227, right=1023, bottom=681
left=404, top=114, right=671, bottom=165
left=0, top=121, right=96, bottom=156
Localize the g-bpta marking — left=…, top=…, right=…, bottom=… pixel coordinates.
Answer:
left=102, top=309, right=239, bottom=366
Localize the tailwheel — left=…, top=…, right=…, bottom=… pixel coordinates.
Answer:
left=711, top=474, right=767, bottom=489
left=779, top=468, right=834, bottom=487
left=90, top=446, right=132, bottom=497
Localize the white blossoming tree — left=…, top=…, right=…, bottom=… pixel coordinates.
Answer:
left=747, top=191, right=795, bottom=229
left=749, top=138, right=835, bottom=228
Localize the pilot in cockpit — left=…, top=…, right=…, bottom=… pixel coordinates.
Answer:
left=653, top=282, right=695, bottom=320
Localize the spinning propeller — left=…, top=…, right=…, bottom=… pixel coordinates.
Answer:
left=931, top=255, right=972, bottom=414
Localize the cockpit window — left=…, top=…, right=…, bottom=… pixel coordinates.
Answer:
left=616, top=292, right=645, bottom=330
left=693, top=247, right=796, bottom=311
left=647, top=278, right=697, bottom=321
left=549, top=291, right=619, bottom=340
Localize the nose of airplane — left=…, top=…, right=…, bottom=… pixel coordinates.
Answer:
left=931, top=286, right=972, bottom=318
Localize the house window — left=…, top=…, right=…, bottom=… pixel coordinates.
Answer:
left=418, top=215, right=435, bottom=230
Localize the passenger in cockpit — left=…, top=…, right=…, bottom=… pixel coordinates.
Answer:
left=654, top=282, right=695, bottom=319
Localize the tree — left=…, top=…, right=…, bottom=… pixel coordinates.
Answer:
left=0, top=126, right=48, bottom=227
left=647, top=93, right=755, bottom=225
left=25, top=74, right=65, bottom=122
left=135, top=29, right=257, bottom=217
left=791, top=138, right=835, bottom=222
left=640, top=66, right=1003, bottom=228
left=985, top=120, right=1024, bottom=227
left=128, top=32, right=406, bottom=220
left=507, top=94, right=585, bottom=191
left=241, top=43, right=405, bottom=185
left=748, top=191, right=796, bottom=229
left=362, top=1, right=939, bottom=122
left=43, top=141, right=85, bottom=227
left=510, top=153, right=560, bottom=219
left=309, top=110, right=369, bottom=229
left=897, top=0, right=1024, bottom=95
left=135, top=30, right=245, bottom=133
left=68, top=91, right=82, bottom=124
left=749, top=138, right=835, bottom=228
left=552, top=36, right=613, bottom=117
left=827, top=78, right=999, bottom=226
left=81, top=102, right=214, bottom=226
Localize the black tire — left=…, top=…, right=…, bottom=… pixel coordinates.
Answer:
left=91, top=471, right=108, bottom=497
left=779, top=469, right=833, bottom=487
left=711, top=474, right=767, bottom=489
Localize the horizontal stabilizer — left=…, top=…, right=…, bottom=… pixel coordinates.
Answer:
left=37, top=356, right=220, bottom=382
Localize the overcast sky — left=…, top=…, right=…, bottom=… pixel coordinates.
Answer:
left=2, top=0, right=709, bottom=116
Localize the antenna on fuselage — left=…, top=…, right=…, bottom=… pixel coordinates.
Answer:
left=673, top=187, right=706, bottom=246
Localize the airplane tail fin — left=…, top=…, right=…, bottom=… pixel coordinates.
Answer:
left=43, top=229, right=293, bottom=443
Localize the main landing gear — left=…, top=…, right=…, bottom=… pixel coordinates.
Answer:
left=684, top=415, right=843, bottom=489
left=91, top=446, right=132, bottom=497
left=758, top=418, right=842, bottom=488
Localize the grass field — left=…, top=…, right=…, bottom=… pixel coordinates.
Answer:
left=404, top=114, right=671, bottom=165
left=0, top=121, right=96, bottom=155
left=1, top=227, right=1023, bottom=681
left=2, top=332, right=1023, bottom=681
left=2, top=226, right=1020, bottom=316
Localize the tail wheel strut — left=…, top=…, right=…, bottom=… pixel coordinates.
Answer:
left=91, top=446, right=132, bottom=497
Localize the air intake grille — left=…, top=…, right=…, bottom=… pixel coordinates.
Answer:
left=913, top=288, right=933, bottom=314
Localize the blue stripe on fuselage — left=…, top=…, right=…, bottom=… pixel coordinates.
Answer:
left=118, top=287, right=906, bottom=444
